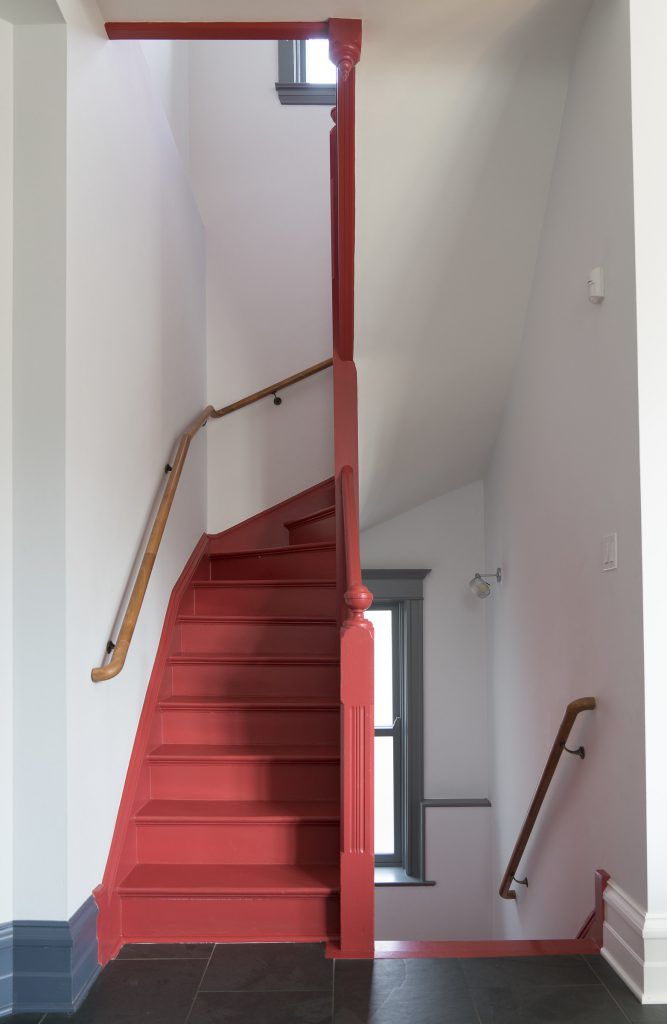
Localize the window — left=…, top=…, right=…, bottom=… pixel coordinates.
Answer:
left=363, top=569, right=431, bottom=884
left=370, top=605, right=402, bottom=862
left=275, top=40, right=337, bottom=105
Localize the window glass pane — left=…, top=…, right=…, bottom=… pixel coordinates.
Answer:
left=375, top=736, right=395, bottom=855
left=368, top=609, right=394, bottom=728
left=305, top=39, right=336, bottom=84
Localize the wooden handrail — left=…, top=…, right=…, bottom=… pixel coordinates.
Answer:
left=91, top=357, right=333, bottom=682
left=499, top=696, right=596, bottom=900
left=340, top=464, right=372, bottom=623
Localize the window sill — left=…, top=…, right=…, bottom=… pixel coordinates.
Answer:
left=275, top=83, right=336, bottom=106
left=375, top=866, right=436, bottom=887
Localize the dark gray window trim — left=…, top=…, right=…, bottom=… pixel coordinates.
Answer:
left=374, top=800, right=492, bottom=887
left=374, top=866, right=436, bottom=887
left=364, top=569, right=431, bottom=881
left=275, top=40, right=336, bottom=106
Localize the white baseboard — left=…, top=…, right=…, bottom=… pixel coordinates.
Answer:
left=603, top=880, right=667, bottom=1004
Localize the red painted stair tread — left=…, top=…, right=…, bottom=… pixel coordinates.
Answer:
left=119, top=863, right=340, bottom=895
left=176, top=615, right=337, bottom=623
left=191, top=578, right=336, bottom=588
left=147, top=744, right=340, bottom=761
left=210, top=542, right=335, bottom=560
left=158, top=696, right=338, bottom=710
left=135, top=799, right=340, bottom=823
left=167, top=653, right=339, bottom=665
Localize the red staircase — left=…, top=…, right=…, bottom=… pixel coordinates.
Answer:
left=95, top=18, right=372, bottom=962
left=95, top=480, right=346, bottom=958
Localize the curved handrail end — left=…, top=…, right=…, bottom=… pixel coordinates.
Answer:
left=498, top=695, right=596, bottom=901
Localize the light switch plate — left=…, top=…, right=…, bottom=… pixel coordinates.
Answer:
left=603, top=533, right=618, bottom=571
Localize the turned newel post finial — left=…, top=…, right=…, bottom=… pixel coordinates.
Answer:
left=328, top=18, right=362, bottom=80
left=344, top=583, right=373, bottom=627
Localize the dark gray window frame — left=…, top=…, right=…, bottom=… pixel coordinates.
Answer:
left=363, top=569, right=431, bottom=883
left=275, top=40, right=336, bottom=106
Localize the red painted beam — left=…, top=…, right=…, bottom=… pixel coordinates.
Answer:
left=105, top=21, right=329, bottom=41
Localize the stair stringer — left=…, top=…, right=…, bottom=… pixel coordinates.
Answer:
left=208, top=477, right=335, bottom=555
left=93, top=533, right=209, bottom=965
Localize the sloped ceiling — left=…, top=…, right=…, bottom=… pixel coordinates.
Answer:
left=97, top=0, right=592, bottom=527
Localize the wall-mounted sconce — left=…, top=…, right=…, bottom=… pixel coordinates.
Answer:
left=468, top=568, right=502, bottom=598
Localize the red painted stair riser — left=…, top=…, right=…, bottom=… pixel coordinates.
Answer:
left=285, top=508, right=336, bottom=545
left=120, top=896, right=340, bottom=943
left=209, top=545, right=336, bottom=580
left=148, top=760, right=340, bottom=802
left=160, top=708, right=339, bottom=745
left=174, top=617, right=338, bottom=655
left=187, top=582, right=337, bottom=617
left=135, top=823, right=340, bottom=864
left=168, top=660, right=339, bottom=699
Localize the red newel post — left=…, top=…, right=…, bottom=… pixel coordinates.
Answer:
left=328, top=19, right=373, bottom=959
left=339, top=580, right=374, bottom=957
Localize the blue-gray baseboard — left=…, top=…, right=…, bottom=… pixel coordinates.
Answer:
left=0, top=923, right=12, bottom=1018
left=0, top=896, right=100, bottom=1016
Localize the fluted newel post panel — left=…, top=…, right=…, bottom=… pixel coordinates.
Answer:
left=337, top=465, right=374, bottom=958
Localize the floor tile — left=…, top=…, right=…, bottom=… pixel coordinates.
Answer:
left=200, top=942, right=333, bottom=992
left=334, top=959, right=477, bottom=1024
left=188, top=989, right=332, bottom=1024
left=470, top=983, right=628, bottom=1023
left=461, top=955, right=598, bottom=992
left=584, top=955, right=667, bottom=1022
left=43, top=957, right=207, bottom=1023
left=1, top=1017, right=46, bottom=1023
left=116, top=942, right=214, bottom=959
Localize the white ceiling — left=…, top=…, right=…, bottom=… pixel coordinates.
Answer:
left=97, top=0, right=592, bottom=527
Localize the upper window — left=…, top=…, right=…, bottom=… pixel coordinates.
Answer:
left=275, top=40, right=337, bottom=105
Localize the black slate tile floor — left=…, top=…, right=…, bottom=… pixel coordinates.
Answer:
left=0, top=946, right=654, bottom=1023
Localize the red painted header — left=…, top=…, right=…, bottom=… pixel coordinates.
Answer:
left=105, top=21, right=329, bottom=40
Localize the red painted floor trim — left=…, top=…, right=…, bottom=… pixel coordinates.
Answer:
left=372, top=939, right=600, bottom=959
left=105, top=21, right=329, bottom=41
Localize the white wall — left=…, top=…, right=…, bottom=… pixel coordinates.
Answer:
left=484, top=0, right=645, bottom=940
left=361, top=481, right=492, bottom=937
left=60, top=0, right=207, bottom=917
left=140, top=40, right=190, bottom=165
left=6, top=0, right=206, bottom=921
left=0, top=15, right=13, bottom=927
left=375, top=809, right=492, bottom=940
left=186, top=41, right=333, bottom=533
left=362, top=481, right=488, bottom=797
left=353, top=0, right=590, bottom=527
left=630, top=0, right=667, bottom=985
left=96, top=0, right=592, bottom=532
left=12, top=19, right=68, bottom=921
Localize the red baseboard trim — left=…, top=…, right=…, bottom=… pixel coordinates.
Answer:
left=122, top=933, right=338, bottom=947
